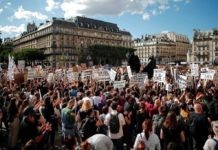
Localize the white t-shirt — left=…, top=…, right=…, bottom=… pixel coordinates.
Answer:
left=104, top=110, right=125, bottom=139
left=203, top=137, right=218, bottom=150
left=133, top=132, right=161, bottom=150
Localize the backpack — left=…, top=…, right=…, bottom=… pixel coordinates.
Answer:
left=213, top=138, right=218, bottom=150
left=109, top=113, right=120, bottom=134
left=79, top=117, right=89, bottom=140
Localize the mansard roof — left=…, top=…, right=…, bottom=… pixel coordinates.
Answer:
left=74, top=16, right=120, bottom=33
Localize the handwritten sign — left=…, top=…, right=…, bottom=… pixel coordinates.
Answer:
left=113, top=80, right=126, bottom=89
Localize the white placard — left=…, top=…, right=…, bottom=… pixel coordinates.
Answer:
left=81, top=69, right=92, bottom=81
left=153, top=69, right=166, bottom=83
left=166, top=83, right=173, bottom=92
left=200, top=73, right=214, bottom=80
left=55, top=69, right=63, bottom=79
left=92, top=69, right=99, bottom=80
left=18, top=60, right=25, bottom=70
left=47, top=73, right=55, bottom=83
left=200, top=67, right=209, bottom=73
left=98, top=69, right=110, bottom=82
left=190, top=64, right=199, bottom=76
left=109, top=69, right=117, bottom=81
left=27, top=69, right=35, bottom=80
left=113, top=80, right=126, bottom=89
left=130, top=73, right=148, bottom=86
left=178, top=75, right=187, bottom=91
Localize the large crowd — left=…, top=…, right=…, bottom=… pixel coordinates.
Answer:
left=0, top=65, right=218, bottom=150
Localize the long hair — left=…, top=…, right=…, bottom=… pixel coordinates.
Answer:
left=163, top=111, right=177, bottom=129
left=142, top=119, right=153, bottom=140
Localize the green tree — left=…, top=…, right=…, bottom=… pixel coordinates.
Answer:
left=0, top=42, right=13, bottom=62
left=88, top=45, right=135, bottom=66
left=13, top=48, right=46, bottom=66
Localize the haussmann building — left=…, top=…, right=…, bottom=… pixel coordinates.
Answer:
left=13, top=16, right=132, bottom=67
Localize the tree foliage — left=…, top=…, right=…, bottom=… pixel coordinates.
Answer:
left=0, top=42, right=13, bottom=62
left=88, top=44, right=136, bottom=66
left=13, top=48, right=46, bottom=65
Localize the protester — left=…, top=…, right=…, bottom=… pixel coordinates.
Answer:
left=134, top=119, right=161, bottom=150
left=0, top=63, right=218, bottom=150
left=61, top=99, right=77, bottom=149
left=189, top=103, right=210, bottom=150
left=104, top=101, right=126, bottom=150
left=81, top=134, right=113, bottom=150
left=203, top=120, right=218, bottom=150
left=160, top=111, right=185, bottom=150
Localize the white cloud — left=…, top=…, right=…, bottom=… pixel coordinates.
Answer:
left=60, top=0, right=191, bottom=20
left=0, top=8, right=3, bottom=14
left=0, top=24, right=26, bottom=34
left=7, top=2, right=11, bottom=6
left=152, top=10, right=157, bottom=15
left=45, top=0, right=60, bottom=11
left=161, top=30, right=170, bottom=34
left=159, top=5, right=170, bottom=10
left=142, top=12, right=151, bottom=21
left=14, top=6, right=48, bottom=20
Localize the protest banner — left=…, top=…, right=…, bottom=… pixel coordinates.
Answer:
left=178, top=75, right=187, bottom=91
left=165, top=83, right=173, bottom=92
left=81, top=69, right=92, bottom=81
left=67, top=70, right=79, bottom=82
left=47, top=73, right=55, bottom=83
left=98, top=69, right=110, bottom=82
left=55, top=69, right=63, bottom=79
left=130, top=73, right=148, bottom=86
left=18, top=60, right=25, bottom=70
left=7, top=54, right=15, bottom=81
left=92, top=69, right=99, bottom=80
left=109, top=69, right=117, bottom=81
left=27, top=69, right=35, bottom=80
left=190, top=64, right=199, bottom=76
left=153, top=69, right=166, bottom=83
left=113, top=80, right=126, bottom=89
left=200, top=72, right=214, bottom=80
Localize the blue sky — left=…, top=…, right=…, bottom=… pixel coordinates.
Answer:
left=0, top=0, right=217, bottom=41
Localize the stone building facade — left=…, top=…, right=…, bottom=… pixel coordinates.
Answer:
left=13, top=16, right=132, bottom=67
left=189, top=29, right=218, bottom=65
left=134, top=32, right=191, bottom=65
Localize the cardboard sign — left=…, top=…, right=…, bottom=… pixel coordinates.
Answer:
left=55, top=69, right=63, bottom=79
left=81, top=69, right=92, bottom=81
left=153, top=69, right=166, bottom=83
left=27, top=69, right=35, bottom=80
left=178, top=75, right=187, bottom=91
left=98, top=69, right=110, bottom=82
left=109, top=69, right=117, bottom=81
left=18, top=60, right=25, bottom=70
left=200, top=73, right=214, bottom=80
left=113, top=80, right=126, bottom=89
left=190, top=64, right=199, bottom=76
left=166, top=83, right=173, bottom=92
left=47, top=73, right=55, bottom=83
left=130, top=73, right=148, bottom=86
left=67, top=70, right=79, bottom=83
